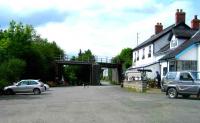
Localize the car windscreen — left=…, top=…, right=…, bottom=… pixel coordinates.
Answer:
left=191, top=72, right=200, bottom=81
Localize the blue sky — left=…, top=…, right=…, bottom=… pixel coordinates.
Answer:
left=0, top=0, right=200, bottom=57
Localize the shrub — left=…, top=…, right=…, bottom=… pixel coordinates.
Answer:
left=0, top=58, right=26, bottom=84
left=0, top=79, right=8, bottom=89
left=146, top=78, right=156, bottom=88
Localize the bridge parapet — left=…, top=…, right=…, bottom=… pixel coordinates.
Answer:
left=55, top=55, right=120, bottom=64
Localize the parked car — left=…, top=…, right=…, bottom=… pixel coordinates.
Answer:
left=44, top=83, right=50, bottom=91
left=4, top=79, right=45, bottom=95
left=161, top=71, right=200, bottom=98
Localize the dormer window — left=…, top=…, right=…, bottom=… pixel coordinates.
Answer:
left=137, top=51, right=139, bottom=61
left=142, top=48, right=145, bottom=59
left=148, top=46, right=151, bottom=57
left=170, top=39, right=178, bottom=48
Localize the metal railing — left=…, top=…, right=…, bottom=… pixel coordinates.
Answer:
left=55, top=55, right=120, bottom=64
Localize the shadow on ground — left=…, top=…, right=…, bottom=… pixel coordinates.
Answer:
left=176, top=96, right=200, bottom=100
left=0, top=91, right=51, bottom=100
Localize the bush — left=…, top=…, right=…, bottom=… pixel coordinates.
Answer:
left=0, top=58, right=26, bottom=84
left=47, top=81, right=57, bottom=87
left=0, top=79, right=8, bottom=89
left=146, top=79, right=156, bottom=88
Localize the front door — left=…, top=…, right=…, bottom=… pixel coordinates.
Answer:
left=16, top=81, right=29, bottom=92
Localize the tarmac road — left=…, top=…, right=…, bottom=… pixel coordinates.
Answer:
left=0, top=86, right=200, bottom=123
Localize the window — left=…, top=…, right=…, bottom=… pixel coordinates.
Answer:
left=180, top=73, right=193, bottom=81
left=29, top=81, right=38, bottom=85
left=137, top=51, right=139, bottom=61
left=142, top=48, right=145, bottom=59
left=169, top=61, right=176, bottom=71
left=177, top=61, right=197, bottom=71
left=134, top=52, right=136, bottom=62
left=163, top=67, right=167, bottom=76
left=148, top=46, right=151, bottom=57
left=20, top=81, right=28, bottom=85
left=166, top=72, right=177, bottom=80
left=191, top=72, right=200, bottom=81
left=170, top=39, right=178, bottom=48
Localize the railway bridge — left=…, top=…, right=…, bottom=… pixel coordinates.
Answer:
left=55, top=56, right=122, bottom=85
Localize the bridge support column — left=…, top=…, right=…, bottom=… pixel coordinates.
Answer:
left=90, top=64, right=101, bottom=85
left=55, top=64, right=64, bottom=84
left=111, top=64, right=122, bottom=84
left=112, top=68, right=118, bottom=84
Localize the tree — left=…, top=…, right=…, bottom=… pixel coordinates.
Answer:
left=6, top=21, right=33, bottom=59
left=113, top=48, right=132, bottom=70
left=109, top=48, right=132, bottom=82
left=28, top=37, right=64, bottom=81
left=0, top=20, right=64, bottom=88
left=64, top=49, right=95, bottom=85
left=0, top=58, right=26, bottom=84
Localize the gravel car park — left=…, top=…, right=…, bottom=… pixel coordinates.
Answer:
left=0, top=86, right=200, bottom=123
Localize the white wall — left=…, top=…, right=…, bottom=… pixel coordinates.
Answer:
left=133, top=44, right=154, bottom=67
left=133, top=33, right=172, bottom=68
left=176, top=44, right=197, bottom=61
left=197, top=44, right=200, bottom=71
left=145, top=63, right=160, bottom=79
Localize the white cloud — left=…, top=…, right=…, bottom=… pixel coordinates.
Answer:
left=1, top=0, right=196, bottom=57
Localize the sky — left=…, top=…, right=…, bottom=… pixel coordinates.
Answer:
left=0, top=0, right=200, bottom=57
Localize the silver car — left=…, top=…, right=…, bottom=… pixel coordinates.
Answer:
left=4, top=79, right=45, bottom=95
left=44, top=83, right=50, bottom=91
left=162, top=71, right=200, bottom=98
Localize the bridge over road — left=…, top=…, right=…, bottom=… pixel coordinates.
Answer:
left=55, top=56, right=122, bottom=85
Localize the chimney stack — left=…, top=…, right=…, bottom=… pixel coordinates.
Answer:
left=155, top=23, right=163, bottom=34
left=191, top=15, right=200, bottom=30
left=175, top=9, right=186, bottom=25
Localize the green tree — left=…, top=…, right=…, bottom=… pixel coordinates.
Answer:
left=109, top=48, right=132, bottom=82
left=64, top=49, right=95, bottom=85
left=0, top=21, right=64, bottom=88
left=0, top=58, right=26, bottom=84
left=113, top=48, right=132, bottom=70
left=29, top=37, right=64, bottom=81
left=6, top=21, right=33, bottom=59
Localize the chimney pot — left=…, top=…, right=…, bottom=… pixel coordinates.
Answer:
left=155, top=22, right=163, bottom=34
left=195, top=15, right=198, bottom=19
left=191, top=15, right=200, bottom=30
left=175, top=9, right=185, bottom=25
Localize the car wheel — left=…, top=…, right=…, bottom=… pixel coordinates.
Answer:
left=197, top=90, right=200, bottom=98
left=167, top=88, right=178, bottom=99
left=182, top=95, right=190, bottom=98
left=5, top=89, right=15, bottom=95
left=44, top=86, right=47, bottom=91
left=33, top=88, right=41, bottom=95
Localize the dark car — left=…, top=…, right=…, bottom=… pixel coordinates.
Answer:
left=161, top=71, right=200, bottom=98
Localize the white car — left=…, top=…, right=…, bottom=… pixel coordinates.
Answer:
left=4, top=80, right=45, bottom=95
left=44, top=84, right=50, bottom=91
